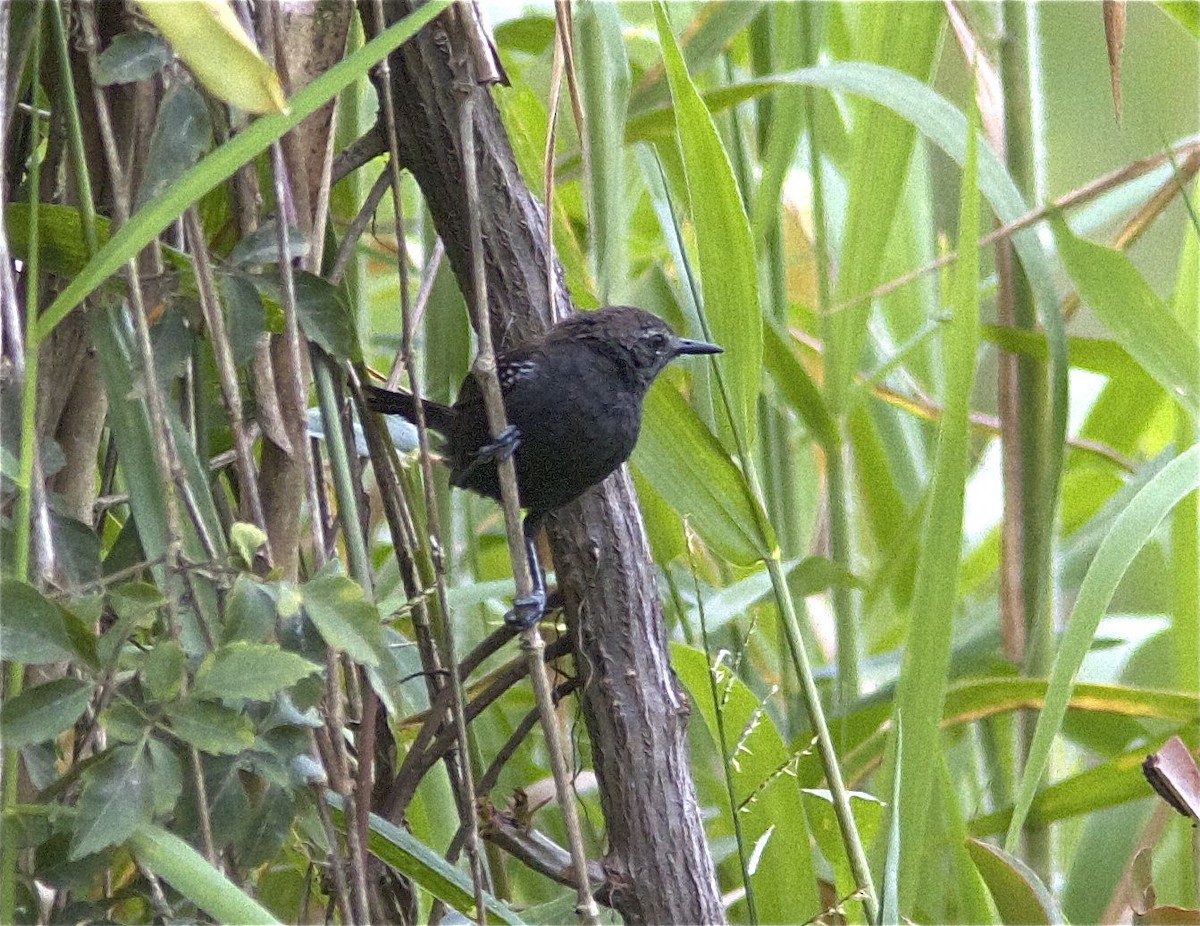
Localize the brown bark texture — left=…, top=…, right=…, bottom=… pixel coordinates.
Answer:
left=361, top=3, right=725, bottom=923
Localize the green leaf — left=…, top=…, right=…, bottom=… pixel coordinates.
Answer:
left=890, top=103, right=982, bottom=914
left=1052, top=215, right=1199, bottom=419
left=634, top=383, right=773, bottom=565
left=655, top=1, right=762, bottom=451
left=129, top=823, right=281, bottom=924
left=136, top=83, right=213, bottom=209
left=762, top=322, right=838, bottom=451
left=193, top=642, right=321, bottom=702
left=141, top=640, right=186, bottom=701
left=672, top=643, right=820, bottom=923
left=163, top=698, right=255, bottom=755
left=36, top=0, right=453, bottom=341
left=226, top=220, right=310, bottom=268
left=218, top=272, right=267, bottom=367
left=229, top=522, right=269, bottom=569
left=1005, top=444, right=1200, bottom=848
left=967, top=839, right=1063, bottom=926
left=223, top=575, right=278, bottom=644
left=577, top=2, right=630, bottom=304
left=133, top=0, right=286, bottom=114
left=71, top=745, right=154, bottom=859
left=301, top=572, right=387, bottom=667
left=249, top=271, right=361, bottom=362
left=0, top=578, right=95, bottom=666
left=824, top=3, right=943, bottom=411
left=94, top=30, right=173, bottom=85
left=146, top=739, right=184, bottom=816
left=326, top=794, right=524, bottom=925
left=0, top=678, right=95, bottom=749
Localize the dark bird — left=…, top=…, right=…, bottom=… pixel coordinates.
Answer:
left=365, top=305, right=722, bottom=627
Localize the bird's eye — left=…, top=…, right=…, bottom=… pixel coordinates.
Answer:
left=648, top=333, right=668, bottom=354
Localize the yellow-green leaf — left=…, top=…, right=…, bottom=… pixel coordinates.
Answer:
left=135, top=0, right=287, bottom=114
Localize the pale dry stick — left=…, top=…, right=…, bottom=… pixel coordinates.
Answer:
left=543, top=11, right=566, bottom=320
left=457, top=49, right=601, bottom=926
left=328, top=167, right=391, bottom=288
left=825, top=135, right=1200, bottom=318
left=182, top=210, right=271, bottom=561
left=1062, top=146, right=1200, bottom=322
left=77, top=0, right=220, bottom=867
left=371, top=2, right=492, bottom=914
left=384, top=236, right=447, bottom=389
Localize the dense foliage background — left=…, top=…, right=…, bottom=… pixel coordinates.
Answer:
left=1, top=1, right=1198, bottom=923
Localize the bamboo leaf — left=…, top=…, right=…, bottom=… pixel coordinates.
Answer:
left=1005, top=444, right=1200, bottom=849
left=1053, top=215, right=1199, bottom=419
left=634, top=383, right=774, bottom=565
left=134, top=0, right=286, bottom=115
left=891, top=104, right=981, bottom=914
left=654, top=1, right=762, bottom=451
left=129, top=823, right=281, bottom=924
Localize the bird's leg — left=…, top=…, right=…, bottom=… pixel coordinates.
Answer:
left=457, top=424, right=521, bottom=484
left=505, top=513, right=547, bottom=629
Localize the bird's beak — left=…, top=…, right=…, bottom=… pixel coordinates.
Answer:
left=674, top=338, right=723, bottom=356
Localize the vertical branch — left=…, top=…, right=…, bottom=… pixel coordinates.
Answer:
left=454, top=42, right=600, bottom=926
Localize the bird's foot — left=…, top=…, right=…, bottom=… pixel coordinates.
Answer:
left=504, top=588, right=546, bottom=629
left=476, top=424, right=521, bottom=463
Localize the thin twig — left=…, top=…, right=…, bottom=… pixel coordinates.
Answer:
left=456, top=41, right=600, bottom=925
left=824, top=135, right=1200, bottom=318
left=183, top=209, right=272, bottom=563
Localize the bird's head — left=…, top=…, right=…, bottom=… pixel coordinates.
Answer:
left=559, top=306, right=722, bottom=391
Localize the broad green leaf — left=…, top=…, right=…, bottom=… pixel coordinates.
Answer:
left=218, top=272, right=267, bottom=367
left=672, top=643, right=820, bottom=923
left=134, top=0, right=286, bottom=114
left=36, top=0, right=453, bottom=341
left=136, top=83, right=213, bottom=209
left=762, top=322, right=838, bottom=451
left=629, top=1, right=766, bottom=115
left=146, top=739, right=184, bottom=816
left=302, top=572, right=387, bottom=667
left=578, top=1, right=631, bottom=304
left=326, top=794, right=525, bottom=925
left=0, top=578, right=95, bottom=666
left=1053, top=216, right=1199, bottom=419
left=634, top=383, right=774, bottom=565
left=0, top=678, right=95, bottom=748
left=967, top=839, right=1063, bottom=926
left=825, top=3, right=943, bottom=412
left=141, top=640, right=185, bottom=701
left=71, top=745, right=154, bottom=859
left=890, top=104, right=981, bottom=914
left=226, top=220, right=310, bottom=268
left=1005, top=444, right=1200, bottom=849
left=164, top=698, right=255, bottom=755
left=249, top=271, right=361, bottom=362
left=129, top=823, right=281, bottom=924
left=223, top=575, right=278, bottom=644
left=193, top=642, right=321, bottom=701
left=94, top=30, right=173, bottom=85
left=655, top=1, right=762, bottom=451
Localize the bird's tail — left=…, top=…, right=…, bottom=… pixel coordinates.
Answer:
left=364, top=384, right=455, bottom=435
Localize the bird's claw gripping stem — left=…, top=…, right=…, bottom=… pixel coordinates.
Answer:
left=477, top=424, right=520, bottom=462
left=505, top=589, right=546, bottom=628
left=504, top=514, right=548, bottom=629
